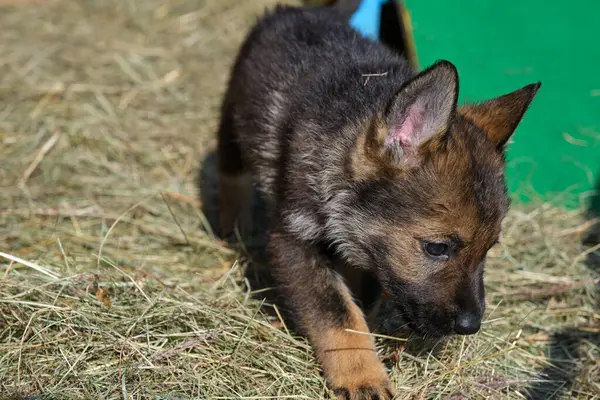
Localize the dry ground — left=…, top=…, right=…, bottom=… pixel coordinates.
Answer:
left=0, top=1, right=598, bottom=399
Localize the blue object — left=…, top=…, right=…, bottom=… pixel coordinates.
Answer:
left=349, top=0, right=388, bottom=39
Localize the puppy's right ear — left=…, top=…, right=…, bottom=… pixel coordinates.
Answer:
left=375, top=60, right=459, bottom=167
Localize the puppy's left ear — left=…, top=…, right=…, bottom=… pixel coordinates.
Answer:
left=459, top=82, right=541, bottom=150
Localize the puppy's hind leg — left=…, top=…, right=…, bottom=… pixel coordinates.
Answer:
left=216, top=106, right=253, bottom=239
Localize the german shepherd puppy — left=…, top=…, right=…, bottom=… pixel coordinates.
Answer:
left=215, top=5, right=540, bottom=399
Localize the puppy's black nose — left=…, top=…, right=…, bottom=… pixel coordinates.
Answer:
left=454, top=312, right=481, bottom=335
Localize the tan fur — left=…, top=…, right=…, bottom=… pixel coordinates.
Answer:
left=457, top=84, right=540, bottom=146
left=335, top=264, right=380, bottom=329
left=348, top=120, right=408, bottom=181
left=349, top=131, right=381, bottom=182
left=312, top=281, right=395, bottom=399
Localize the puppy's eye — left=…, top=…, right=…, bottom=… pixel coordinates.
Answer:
left=423, top=241, right=450, bottom=259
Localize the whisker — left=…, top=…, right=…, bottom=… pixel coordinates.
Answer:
left=376, top=311, right=409, bottom=331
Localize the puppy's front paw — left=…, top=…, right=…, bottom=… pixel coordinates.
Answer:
left=333, top=383, right=395, bottom=400
left=325, top=352, right=395, bottom=400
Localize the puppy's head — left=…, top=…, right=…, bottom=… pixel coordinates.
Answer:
left=338, top=61, right=540, bottom=338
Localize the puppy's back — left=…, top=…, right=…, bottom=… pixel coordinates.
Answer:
left=222, top=5, right=412, bottom=196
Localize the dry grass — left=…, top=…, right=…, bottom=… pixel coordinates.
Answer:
left=0, top=1, right=598, bottom=399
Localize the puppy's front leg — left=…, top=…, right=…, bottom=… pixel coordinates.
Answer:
left=268, top=230, right=395, bottom=400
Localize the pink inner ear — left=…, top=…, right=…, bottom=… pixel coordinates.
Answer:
left=386, top=102, right=425, bottom=148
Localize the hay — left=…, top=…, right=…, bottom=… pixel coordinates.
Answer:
left=0, top=0, right=598, bottom=399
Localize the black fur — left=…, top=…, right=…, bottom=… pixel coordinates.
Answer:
left=221, top=5, right=413, bottom=207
